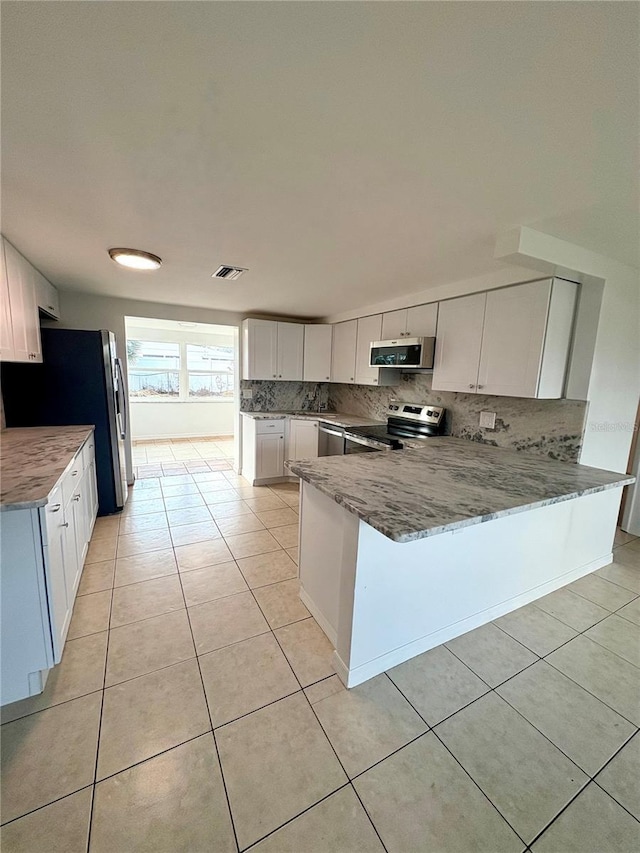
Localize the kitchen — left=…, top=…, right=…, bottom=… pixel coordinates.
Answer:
left=1, top=2, right=639, bottom=852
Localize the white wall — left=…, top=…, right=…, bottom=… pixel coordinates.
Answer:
left=47, top=292, right=245, bottom=478
left=130, top=400, right=234, bottom=440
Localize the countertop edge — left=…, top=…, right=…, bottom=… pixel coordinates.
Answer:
left=287, top=462, right=635, bottom=542
left=0, top=426, right=95, bottom=511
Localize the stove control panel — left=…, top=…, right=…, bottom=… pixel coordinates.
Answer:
left=388, top=401, right=444, bottom=425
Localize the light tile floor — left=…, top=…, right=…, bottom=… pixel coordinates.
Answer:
left=131, top=437, right=236, bottom=478
left=1, top=464, right=639, bottom=852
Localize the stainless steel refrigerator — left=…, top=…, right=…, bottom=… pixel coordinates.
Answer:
left=1, top=329, right=129, bottom=514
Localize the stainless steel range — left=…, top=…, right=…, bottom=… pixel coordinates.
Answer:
left=343, top=401, right=446, bottom=453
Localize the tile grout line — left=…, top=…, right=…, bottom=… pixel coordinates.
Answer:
left=84, top=574, right=115, bottom=853
left=173, top=540, right=242, bottom=853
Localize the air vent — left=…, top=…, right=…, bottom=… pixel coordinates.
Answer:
left=212, top=265, right=247, bottom=281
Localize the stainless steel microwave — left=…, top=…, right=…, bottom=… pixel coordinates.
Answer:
left=369, top=336, right=436, bottom=369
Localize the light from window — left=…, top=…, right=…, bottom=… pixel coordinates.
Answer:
left=127, top=339, right=234, bottom=401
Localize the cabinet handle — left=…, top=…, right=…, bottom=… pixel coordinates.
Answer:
left=273, top=374, right=276, bottom=378
left=469, top=384, right=475, bottom=389
left=72, top=470, right=78, bottom=477
left=279, top=374, right=282, bottom=378
left=326, top=376, right=330, bottom=380
left=373, top=379, right=378, bottom=383
left=48, top=305, right=54, bottom=311
left=477, top=384, right=484, bottom=390
left=350, top=377, right=354, bottom=381
left=280, top=436, right=284, bottom=440
left=50, top=503, right=61, bottom=512
left=61, top=522, right=69, bottom=528
left=73, top=494, right=80, bottom=501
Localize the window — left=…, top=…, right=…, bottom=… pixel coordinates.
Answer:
left=127, top=339, right=235, bottom=401
left=186, top=344, right=234, bottom=399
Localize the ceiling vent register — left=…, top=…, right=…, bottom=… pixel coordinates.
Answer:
left=213, top=265, right=247, bottom=280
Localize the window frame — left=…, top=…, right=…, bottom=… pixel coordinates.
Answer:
left=127, top=339, right=235, bottom=403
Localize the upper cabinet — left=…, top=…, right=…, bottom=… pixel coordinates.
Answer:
left=331, top=315, right=400, bottom=386
left=432, top=279, right=578, bottom=399
left=34, top=270, right=60, bottom=320
left=330, top=320, right=358, bottom=383
left=242, top=318, right=303, bottom=381
left=381, top=303, right=438, bottom=340
left=303, top=324, right=332, bottom=382
left=431, top=293, right=486, bottom=393
left=1, top=238, right=43, bottom=363
left=276, top=322, right=304, bottom=380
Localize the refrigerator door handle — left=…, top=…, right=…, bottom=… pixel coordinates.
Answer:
left=115, top=357, right=128, bottom=440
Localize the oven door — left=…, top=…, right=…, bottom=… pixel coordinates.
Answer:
left=344, top=434, right=390, bottom=454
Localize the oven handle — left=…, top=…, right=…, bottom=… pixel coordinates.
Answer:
left=318, top=425, right=345, bottom=438
left=344, top=432, right=391, bottom=451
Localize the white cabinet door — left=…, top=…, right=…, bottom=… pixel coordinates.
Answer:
left=2, top=240, right=42, bottom=363
left=242, top=319, right=278, bottom=380
left=432, top=293, right=486, bottom=393
left=256, top=432, right=285, bottom=479
left=3, top=240, right=31, bottom=362
left=35, top=270, right=60, bottom=320
left=23, top=263, right=42, bottom=363
left=43, top=492, right=72, bottom=662
left=288, top=419, right=319, bottom=461
left=277, top=322, right=304, bottom=381
left=331, top=320, right=358, bottom=383
left=62, top=494, right=80, bottom=612
left=304, top=325, right=332, bottom=382
left=0, top=240, right=14, bottom=360
left=355, top=315, right=383, bottom=385
left=381, top=309, right=407, bottom=340
left=406, top=303, right=438, bottom=338
left=477, top=281, right=551, bottom=398
left=381, top=304, right=437, bottom=339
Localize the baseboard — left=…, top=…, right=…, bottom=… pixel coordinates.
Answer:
left=132, top=434, right=234, bottom=443
left=337, top=552, right=613, bottom=688
left=299, top=586, right=338, bottom=647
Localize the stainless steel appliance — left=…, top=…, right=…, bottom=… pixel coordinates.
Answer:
left=344, top=401, right=445, bottom=453
left=369, top=337, right=435, bottom=369
left=318, top=421, right=346, bottom=456
left=1, top=329, right=129, bottom=514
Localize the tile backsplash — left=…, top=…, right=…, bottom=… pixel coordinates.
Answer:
left=240, top=375, right=587, bottom=463
left=329, top=374, right=587, bottom=462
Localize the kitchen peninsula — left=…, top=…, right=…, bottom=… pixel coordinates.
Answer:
left=287, top=439, right=634, bottom=687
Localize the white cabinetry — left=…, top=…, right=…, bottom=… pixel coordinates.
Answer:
left=276, top=322, right=304, bottom=380
left=331, top=320, right=358, bottom=383
left=355, top=314, right=384, bottom=385
left=331, top=316, right=400, bottom=386
left=432, top=292, right=486, bottom=393
left=34, top=270, right=60, bottom=320
left=1, top=238, right=44, bottom=363
left=242, top=319, right=304, bottom=381
left=381, top=303, right=438, bottom=340
left=1, top=240, right=13, bottom=360
left=303, top=324, right=332, bottom=382
left=0, top=436, right=99, bottom=704
left=241, top=417, right=286, bottom=484
left=287, top=418, right=319, bottom=461
left=432, top=279, right=578, bottom=399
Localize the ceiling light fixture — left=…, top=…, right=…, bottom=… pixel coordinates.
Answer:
left=108, top=248, right=162, bottom=270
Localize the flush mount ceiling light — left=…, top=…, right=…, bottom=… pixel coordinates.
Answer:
left=108, top=248, right=162, bottom=270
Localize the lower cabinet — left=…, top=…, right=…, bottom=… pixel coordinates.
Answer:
left=256, top=433, right=285, bottom=480
left=0, top=435, right=98, bottom=705
left=241, top=417, right=286, bottom=484
left=287, top=418, right=319, bottom=462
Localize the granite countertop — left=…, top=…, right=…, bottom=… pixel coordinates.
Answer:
left=241, top=411, right=384, bottom=428
left=0, top=426, right=95, bottom=511
left=286, top=437, right=635, bottom=543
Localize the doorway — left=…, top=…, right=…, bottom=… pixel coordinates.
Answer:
left=124, top=317, right=239, bottom=475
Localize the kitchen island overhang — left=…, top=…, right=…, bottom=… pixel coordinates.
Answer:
left=287, top=440, right=634, bottom=688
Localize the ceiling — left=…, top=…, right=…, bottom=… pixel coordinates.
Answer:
left=2, top=2, right=637, bottom=319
